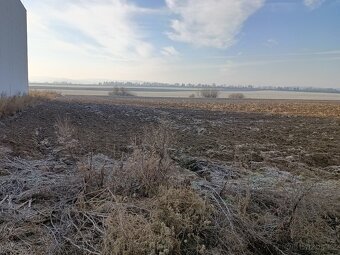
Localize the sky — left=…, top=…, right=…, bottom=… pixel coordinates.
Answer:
left=21, top=0, right=340, bottom=87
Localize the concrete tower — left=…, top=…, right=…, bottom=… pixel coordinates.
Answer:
left=0, top=0, right=28, bottom=96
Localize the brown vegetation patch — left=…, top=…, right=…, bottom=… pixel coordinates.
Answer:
left=229, top=93, right=246, bottom=99
left=199, top=89, right=220, bottom=98
left=0, top=91, right=59, bottom=118
left=109, top=87, right=135, bottom=97
left=0, top=96, right=339, bottom=254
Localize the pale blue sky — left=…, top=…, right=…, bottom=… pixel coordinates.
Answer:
left=21, top=0, right=340, bottom=87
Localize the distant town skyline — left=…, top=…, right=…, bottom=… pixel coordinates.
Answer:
left=22, top=0, right=340, bottom=88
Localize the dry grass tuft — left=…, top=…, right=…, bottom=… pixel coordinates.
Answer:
left=111, top=148, right=173, bottom=197
left=55, top=117, right=79, bottom=158
left=103, top=187, right=213, bottom=255
left=0, top=94, right=37, bottom=118
left=229, top=93, right=245, bottom=99
left=286, top=182, right=340, bottom=254
left=217, top=180, right=340, bottom=255
left=155, top=187, right=214, bottom=254
left=0, top=91, right=60, bottom=118
left=78, top=124, right=175, bottom=197
left=29, top=90, right=61, bottom=100
left=103, top=205, right=176, bottom=255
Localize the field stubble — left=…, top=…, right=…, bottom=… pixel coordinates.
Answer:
left=0, top=96, right=339, bottom=254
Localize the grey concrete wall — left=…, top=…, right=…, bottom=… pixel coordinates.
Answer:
left=0, top=0, right=28, bottom=96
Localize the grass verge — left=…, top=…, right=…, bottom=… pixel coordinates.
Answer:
left=0, top=91, right=60, bottom=118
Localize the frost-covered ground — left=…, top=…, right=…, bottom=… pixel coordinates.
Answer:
left=0, top=96, right=339, bottom=254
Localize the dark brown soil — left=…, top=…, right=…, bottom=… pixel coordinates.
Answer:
left=0, top=96, right=339, bottom=179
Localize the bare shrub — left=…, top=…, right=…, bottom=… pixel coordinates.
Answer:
left=103, top=187, right=213, bottom=255
left=29, top=90, right=61, bottom=100
left=142, top=124, right=174, bottom=160
left=156, top=187, right=214, bottom=254
left=286, top=182, right=340, bottom=254
left=74, top=124, right=175, bottom=197
left=55, top=117, right=79, bottom=159
left=102, top=206, right=176, bottom=255
left=77, top=154, right=108, bottom=193
left=110, top=125, right=175, bottom=197
left=199, top=88, right=220, bottom=98
left=228, top=93, right=245, bottom=99
left=109, top=87, right=135, bottom=97
left=216, top=180, right=340, bottom=255
left=189, top=93, right=196, bottom=98
left=108, top=148, right=171, bottom=197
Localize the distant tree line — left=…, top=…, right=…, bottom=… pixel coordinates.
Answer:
left=98, top=81, right=340, bottom=94
left=31, top=81, right=339, bottom=94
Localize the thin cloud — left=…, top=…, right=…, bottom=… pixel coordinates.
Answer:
left=265, top=38, right=279, bottom=47
left=161, top=46, right=180, bottom=56
left=23, top=0, right=156, bottom=60
left=304, top=0, right=326, bottom=9
left=165, top=0, right=265, bottom=48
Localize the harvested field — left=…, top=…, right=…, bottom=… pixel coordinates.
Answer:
left=0, top=96, right=339, bottom=255
left=61, top=96, right=340, bottom=118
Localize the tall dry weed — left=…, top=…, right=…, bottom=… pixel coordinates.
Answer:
left=73, top=124, right=175, bottom=198
left=110, top=148, right=173, bottom=197
left=55, top=117, right=79, bottom=159
left=103, top=187, right=213, bottom=255
left=219, top=180, right=340, bottom=255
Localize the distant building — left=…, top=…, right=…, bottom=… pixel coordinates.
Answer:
left=0, top=0, right=28, bottom=96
